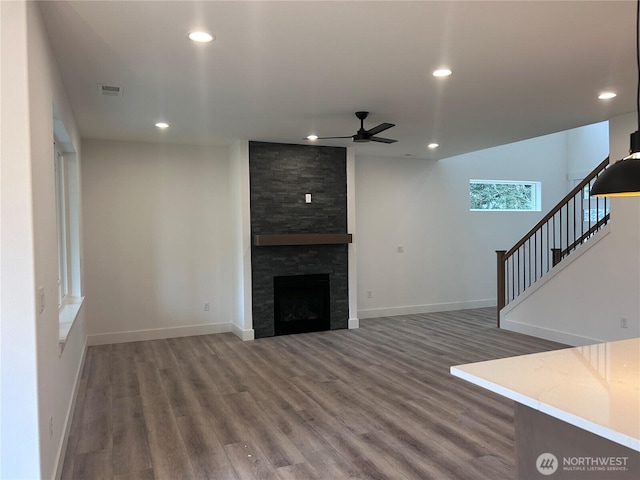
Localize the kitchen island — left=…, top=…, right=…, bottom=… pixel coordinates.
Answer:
left=451, top=338, right=639, bottom=479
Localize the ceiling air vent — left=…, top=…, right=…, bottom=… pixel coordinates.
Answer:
left=98, top=84, right=123, bottom=97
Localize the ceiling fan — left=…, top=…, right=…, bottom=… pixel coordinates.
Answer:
left=309, top=111, right=397, bottom=144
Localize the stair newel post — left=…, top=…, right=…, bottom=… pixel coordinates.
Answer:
left=496, top=250, right=507, bottom=327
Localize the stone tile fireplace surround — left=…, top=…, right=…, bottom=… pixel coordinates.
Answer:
left=249, top=141, right=350, bottom=338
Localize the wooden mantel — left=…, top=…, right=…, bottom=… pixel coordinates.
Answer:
left=254, top=233, right=352, bottom=247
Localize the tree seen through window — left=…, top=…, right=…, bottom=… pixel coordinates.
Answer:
left=470, top=180, right=540, bottom=211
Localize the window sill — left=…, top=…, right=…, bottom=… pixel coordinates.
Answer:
left=59, top=296, right=84, bottom=349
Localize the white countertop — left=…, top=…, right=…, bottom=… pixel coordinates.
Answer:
left=450, top=338, right=640, bottom=452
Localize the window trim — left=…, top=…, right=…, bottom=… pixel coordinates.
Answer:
left=54, top=108, right=84, bottom=351
left=55, top=147, right=70, bottom=306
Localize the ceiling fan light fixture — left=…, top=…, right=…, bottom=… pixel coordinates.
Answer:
left=307, top=112, right=397, bottom=144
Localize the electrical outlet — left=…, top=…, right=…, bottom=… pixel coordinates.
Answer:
left=204, top=302, right=210, bottom=312
left=38, top=287, right=45, bottom=315
left=367, top=291, right=372, bottom=298
left=49, top=416, right=53, bottom=438
left=621, top=317, right=628, bottom=328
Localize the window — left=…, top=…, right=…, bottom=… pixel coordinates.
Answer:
left=54, top=146, right=69, bottom=306
left=470, top=180, right=541, bottom=211
left=54, top=108, right=83, bottom=347
left=580, top=184, right=609, bottom=229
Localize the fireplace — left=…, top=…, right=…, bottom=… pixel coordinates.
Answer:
left=274, top=274, right=330, bottom=336
left=249, top=141, right=349, bottom=338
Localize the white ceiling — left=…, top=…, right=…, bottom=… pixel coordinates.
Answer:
left=39, top=0, right=636, bottom=160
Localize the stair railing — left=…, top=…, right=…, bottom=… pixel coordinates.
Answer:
left=496, top=157, right=611, bottom=326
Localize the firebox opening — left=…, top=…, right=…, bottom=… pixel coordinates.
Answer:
left=274, top=274, right=330, bottom=336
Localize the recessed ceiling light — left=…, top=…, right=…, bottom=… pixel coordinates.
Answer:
left=433, top=68, right=452, bottom=78
left=155, top=122, right=170, bottom=129
left=306, top=135, right=319, bottom=141
left=428, top=143, right=439, bottom=149
left=188, top=31, right=214, bottom=43
left=598, top=91, right=617, bottom=100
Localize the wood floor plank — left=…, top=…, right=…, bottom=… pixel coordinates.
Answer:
left=241, top=379, right=337, bottom=457
left=176, top=414, right=239, bottom=480
left=358, top=428, right=460, bottom=480
left=200, top=332, right=243, bottom=359
left=84, top=345, right=112, bottom=388
left=62, top=307, right=566, bottom=480
left=148, top=339, right=180, bottom=369
left=136, top=361, right=196, bottom=479
left=184, top=335, right=216, bottom=358
left=112, top=353, right=140, bottom=399
left=158, top=367, right=202, bottom=418
left=141, top=404, right=195, bottom=479
left=72, top=450, right=113, bottom=480
left=298, top=444, right=361, bottom=480
left=224, top=391, right=306, bottom=468
left=228, top=351, right=315, bottom=412
left=135, top=361, right=166, bottom=405
left=76, top=384, right=112, bottom=454
left=224, top=441, right=279, bottom=480
left=199, top=352, right=248, bottom=395
left=112, top=395, right=153, bottom=476
left=113, top=469, right=156, bottom=480
left=275, top=461, right=322, bottom=480
left=289, top=377, right=380, bottom=435
left=463, top=454, right=514, bottom=480
left=311, top=426, right=410, bottom=479
left=199, top=394, right=250, bottom=446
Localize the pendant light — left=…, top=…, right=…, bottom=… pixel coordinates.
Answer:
left=590, top=0, right=640, bottom=197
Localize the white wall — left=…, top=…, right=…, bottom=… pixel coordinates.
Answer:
left=82, top=139, right=236, bottom=343
left=229, top=140, right=254, bottom=340
left=355, top=130, right=582, bottom=318
left=1, top=2, right=87, bottom=478
left=502, top=112, right=640, bottom=345
left=0, top=3, right=40, bottom=477
left=566, top=121, right=610, bottom=182
left=346, top=147, right=359, bottom=327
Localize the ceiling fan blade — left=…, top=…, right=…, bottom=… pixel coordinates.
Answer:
left=312, top=136, right=354, bottom=140
left=366, top=122, right=395, bottom=136
left=370, top=136, right=397, bottom=144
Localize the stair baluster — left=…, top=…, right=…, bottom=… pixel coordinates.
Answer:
left=496, top=157, right=611, bottom=326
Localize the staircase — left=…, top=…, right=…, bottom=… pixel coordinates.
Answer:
left=496, top=157, right=611, bottom=326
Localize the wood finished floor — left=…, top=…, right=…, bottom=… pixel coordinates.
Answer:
left=61, top=308, right=566, bottom=480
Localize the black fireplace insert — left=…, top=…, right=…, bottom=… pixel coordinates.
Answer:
left=273, top=274, right=330, bottom=336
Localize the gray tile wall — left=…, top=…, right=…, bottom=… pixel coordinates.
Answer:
left=249, top=141, right=349, bottom=338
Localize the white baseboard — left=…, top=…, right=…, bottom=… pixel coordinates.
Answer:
left=500, top=318, right=603, bottom=346
left=358, top=299, right=496, bottom=319
left=232, top=323, right=255, bottom=341
left=87, top=322, right=233, bottom=346
left=55, top=336, right=88, bottom=480
left=348, top=317, right=359, bottom=329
